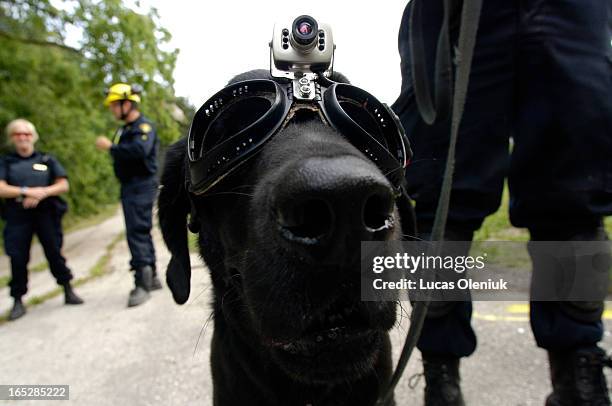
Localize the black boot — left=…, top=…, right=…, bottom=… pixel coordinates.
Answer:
left=546, top=347, right=611, bottom=406
left=63, top=282, right=84, bottom=305
left=127, top=266, right=152, bottom=307
left=423, top=354, right=465, bottom=406
left=8, top=298, right=26, bottom=321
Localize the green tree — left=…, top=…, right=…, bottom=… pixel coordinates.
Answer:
left=0, top=0, right=192, bottom=221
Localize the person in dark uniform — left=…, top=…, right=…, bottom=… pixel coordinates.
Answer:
left=0, top=119, right=84, bottom=321
left=393, top=1, right=612, bottom=405
left=95, top=83, right=161, bottom=307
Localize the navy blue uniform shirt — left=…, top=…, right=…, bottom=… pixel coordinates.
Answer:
left=0, top=151, right=66, bottom=187
left=110, top=114, right=159, bottom=183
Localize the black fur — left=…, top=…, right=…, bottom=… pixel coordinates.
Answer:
left=158, top=70, right=416, bottom=405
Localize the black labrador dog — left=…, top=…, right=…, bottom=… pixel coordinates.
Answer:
left=158, top=69, right=416, bottom=405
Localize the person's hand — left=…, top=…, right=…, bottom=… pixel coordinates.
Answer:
left=95, top=136, right=113, bottom=151
left=22, top=197, right=40, bottom=209
left=25, top=186, right=48, bottom=201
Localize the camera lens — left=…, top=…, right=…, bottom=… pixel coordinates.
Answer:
left=298, top=22, right=312, bottom=35
left=292, top=15, right=318, bottom=47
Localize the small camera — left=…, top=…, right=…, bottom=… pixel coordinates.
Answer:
left=270, top=15, right=335, bottom=79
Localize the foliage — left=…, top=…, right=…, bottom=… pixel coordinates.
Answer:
left=0, top=0, right=193, bottom=221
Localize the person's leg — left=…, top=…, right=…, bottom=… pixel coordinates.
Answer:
left=4, top=211, right=34, bottom=320
left=416, top=231, right=476, bottom=406
left=509, top=0, right=612, bottom=230
left=528, top=226, right=608, bottom=349
left=121, top=181, right=156, bottom=272
left=396, top=0, right=514, bottom=350
left=34, top=207, right=83, bottom=305
left=121, top=178, right=157, bottom=306
left=394, top=1, right=516, bottom=404
left=415, top=231, right=477, bottom=359
left=122, top=198, right=154, bottom=271
left=395, top=0, right=515, bottom=350
left=34, top=208, right=72, bottom=286
left=5, top=217, right=34, bottom=300
left=528, top=227, right=610, bottom=406
left=394, top=0, right=515, bottom=235
left=510, top=1, right=612, bottom=403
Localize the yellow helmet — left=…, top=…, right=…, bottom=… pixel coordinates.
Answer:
left=104, top=83, right=142, bottom=106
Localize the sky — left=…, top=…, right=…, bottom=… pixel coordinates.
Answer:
left=138, top=1, right=409, bottom=107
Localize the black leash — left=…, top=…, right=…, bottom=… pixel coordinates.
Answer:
left=376, top=0, right=483, bottom=404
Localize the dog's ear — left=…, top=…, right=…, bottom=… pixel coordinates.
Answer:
left=158, top=137, right=192, bottom=304
left=397, top=184, right=417, bottom=240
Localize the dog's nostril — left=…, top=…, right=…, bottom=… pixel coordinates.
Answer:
left=277, top=198, right=333, bottom=244
left=363, top=193, right=394, bottom=232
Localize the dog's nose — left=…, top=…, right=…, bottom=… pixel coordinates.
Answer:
left=272, top=156, right=396, bottom=262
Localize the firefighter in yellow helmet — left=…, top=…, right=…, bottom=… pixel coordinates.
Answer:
left=95, top=83, right=162, bottom=307
left=103, top=83, right=141, bottom=109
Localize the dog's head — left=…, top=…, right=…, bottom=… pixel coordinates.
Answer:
left=158, top=69, right=415, bottom=385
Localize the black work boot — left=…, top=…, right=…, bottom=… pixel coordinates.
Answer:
left=8, top=298, right=26, bottom=321
left=127, top=266, right=152, bottom=307
left=546, top=347, right=611, bottom=406
left=423, top=354, right=465, bottom=406
left=63, top=282, right=84, bottom=305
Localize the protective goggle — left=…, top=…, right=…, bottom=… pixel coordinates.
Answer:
left=188, top=79, right=411, bottom=195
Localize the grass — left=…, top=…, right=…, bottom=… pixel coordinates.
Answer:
left=473, top=183, right=528, bottom=242
left=188, top=232, right=199, bottom=252
left=0, top=274, right=9, bottom=289
left=0, top=232, right=124, bottom=324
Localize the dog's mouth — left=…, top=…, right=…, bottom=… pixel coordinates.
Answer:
left=266, top=299, right=379, bottom=357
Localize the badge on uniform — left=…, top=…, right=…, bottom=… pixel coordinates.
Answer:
left=139, top=123, right=152, bottom=141
left=33, top=163, right=48, bottom=171
left=139, top=123, right=152, bottom=133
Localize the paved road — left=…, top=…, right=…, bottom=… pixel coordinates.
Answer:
left=1, top=216, right=612, bottom=405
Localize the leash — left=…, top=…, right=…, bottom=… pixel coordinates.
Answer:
left=376, top=0, right=483, bottom=404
